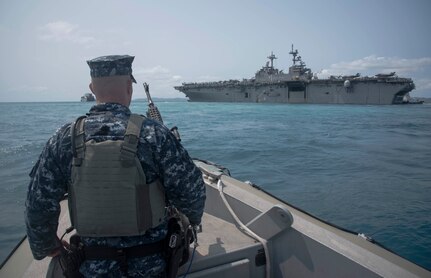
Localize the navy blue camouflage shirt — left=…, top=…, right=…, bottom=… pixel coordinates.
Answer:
left=25, top=103, right=206, bottom=277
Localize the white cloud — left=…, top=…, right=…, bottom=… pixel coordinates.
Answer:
left=39, top=21, right=96, bottom=45
left=135, top=66, right=182, bottom=83
left=132, top=65, right=184, bottom=97
left=318, top=55, right=431, bottom=78
left=135, top=65, right=170, bottom=75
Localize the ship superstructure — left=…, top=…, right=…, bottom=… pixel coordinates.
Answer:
left=80, top=92, right=95, bottom=102
left=174, top=45, right=416, bottom=104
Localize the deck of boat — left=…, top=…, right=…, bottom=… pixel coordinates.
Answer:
left=1, top=160, right=430, bottom=278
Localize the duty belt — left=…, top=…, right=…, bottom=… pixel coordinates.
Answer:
left=83, top=240, right=165, bottom=274
left=84, top=240, right=165, bottom=260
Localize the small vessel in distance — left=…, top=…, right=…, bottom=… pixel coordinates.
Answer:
left=174, top=45, right=416, bottom=105
left=80, top=93, right=95, bottom=102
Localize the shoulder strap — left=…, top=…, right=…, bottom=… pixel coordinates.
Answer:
left=71, top=116, right=87, bottom=166
left=121, top=114, right=145, bottom=160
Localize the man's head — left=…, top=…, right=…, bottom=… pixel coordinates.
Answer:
left=87, top=55, right=137, bottom=106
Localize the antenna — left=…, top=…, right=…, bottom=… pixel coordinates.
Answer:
left=289, top=44, right=299, bottom=65
left=267, top=51, right=277, bottom=68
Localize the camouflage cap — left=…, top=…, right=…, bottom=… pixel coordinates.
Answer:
left=87, top=55, right=137, bottom=83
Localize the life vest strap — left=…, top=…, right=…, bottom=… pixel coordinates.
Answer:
left=121, top=114, right=145, bottom=161
left=71, top=116, right=87, bottom=166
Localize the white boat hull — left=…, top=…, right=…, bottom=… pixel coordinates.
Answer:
left=1, top=160, right=429, bottom=277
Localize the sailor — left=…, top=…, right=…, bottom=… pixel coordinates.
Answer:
left=25, top=55, right=206, bottom=277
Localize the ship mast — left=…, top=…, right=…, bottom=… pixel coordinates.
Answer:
left=267, top=51, right=277, bottom=68
left=289, top=44, right=299, bottom=65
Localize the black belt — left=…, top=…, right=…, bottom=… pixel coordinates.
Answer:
left=84, top=240, right=165, bottom=261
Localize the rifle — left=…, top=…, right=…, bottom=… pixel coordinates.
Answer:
left=143, top=83, right=181, bottom=141
left=143, top=83, right=202, bottom=277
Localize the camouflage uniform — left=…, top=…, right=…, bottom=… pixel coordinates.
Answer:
left=25, top=56, right=206, bottom=277
left=87, top=55, right=137, bottom=83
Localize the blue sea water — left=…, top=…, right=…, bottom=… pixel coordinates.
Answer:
left=0, top=101, right=430, bottom=270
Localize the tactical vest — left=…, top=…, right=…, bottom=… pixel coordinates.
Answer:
left=69, top=114, right=166, bottom=237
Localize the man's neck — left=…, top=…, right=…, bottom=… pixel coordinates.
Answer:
left=96, top=97, right=129, bottom=107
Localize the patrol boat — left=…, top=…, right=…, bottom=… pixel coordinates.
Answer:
left=174, top=45, right=416, bottom=105
left=1, top=159, right=430, bottom=278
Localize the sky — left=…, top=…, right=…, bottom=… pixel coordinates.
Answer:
left=1, top=0, right=431, bottom=102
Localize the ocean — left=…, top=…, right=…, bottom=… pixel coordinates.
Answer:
left=0, top=101, right=430, bottom=270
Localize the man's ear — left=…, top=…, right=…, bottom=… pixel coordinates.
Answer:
left=89, top=83, right=94, bottom=93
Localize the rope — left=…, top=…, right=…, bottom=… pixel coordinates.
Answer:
left=216, top=179, right=271, bottom=278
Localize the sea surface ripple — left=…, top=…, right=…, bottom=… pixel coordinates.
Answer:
left=0, top=101, right=430, bottom=270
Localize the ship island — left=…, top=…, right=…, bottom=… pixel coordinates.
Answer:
left=80, top=92, right=96, bottom=102
left=174, top=45, right=417, bottom=105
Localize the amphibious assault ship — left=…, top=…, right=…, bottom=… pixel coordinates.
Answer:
left=174, top=45, right=416, bottom=105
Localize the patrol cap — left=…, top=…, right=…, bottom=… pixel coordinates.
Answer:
left=87, top=55, right=137, bottom=83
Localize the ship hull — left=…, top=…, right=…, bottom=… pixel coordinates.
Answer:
left=177, top=79, right=414, bottom=105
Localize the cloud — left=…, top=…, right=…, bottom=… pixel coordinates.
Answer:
left=39, top=21, right=96, bottom=45
left=319, top=55, right=431, bottom=78
left=133, top=65, right=183, bottom=97
left=136, top=65, right=171, bottom=75
left=133, top=65, right=183, bottom=98
left=415, top=78, right=431, bottom=91
left=135, top=66, right=182, bottom=83
left=8, top=85, right=49, bottom=93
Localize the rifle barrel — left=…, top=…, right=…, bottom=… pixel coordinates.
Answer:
left=143, top=83, right=154, bottom=105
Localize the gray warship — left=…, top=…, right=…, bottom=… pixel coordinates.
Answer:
left=174, top=45, right=416, bottom=104
left=80, top=92, right=95, bottom=102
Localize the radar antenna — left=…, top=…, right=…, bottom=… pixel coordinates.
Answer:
left=267, top=51, right=277, bottom=68
left=289, top=44, right=299, bottom=65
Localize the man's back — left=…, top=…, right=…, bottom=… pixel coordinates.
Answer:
left=25, top=102, right=206, bottom=277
